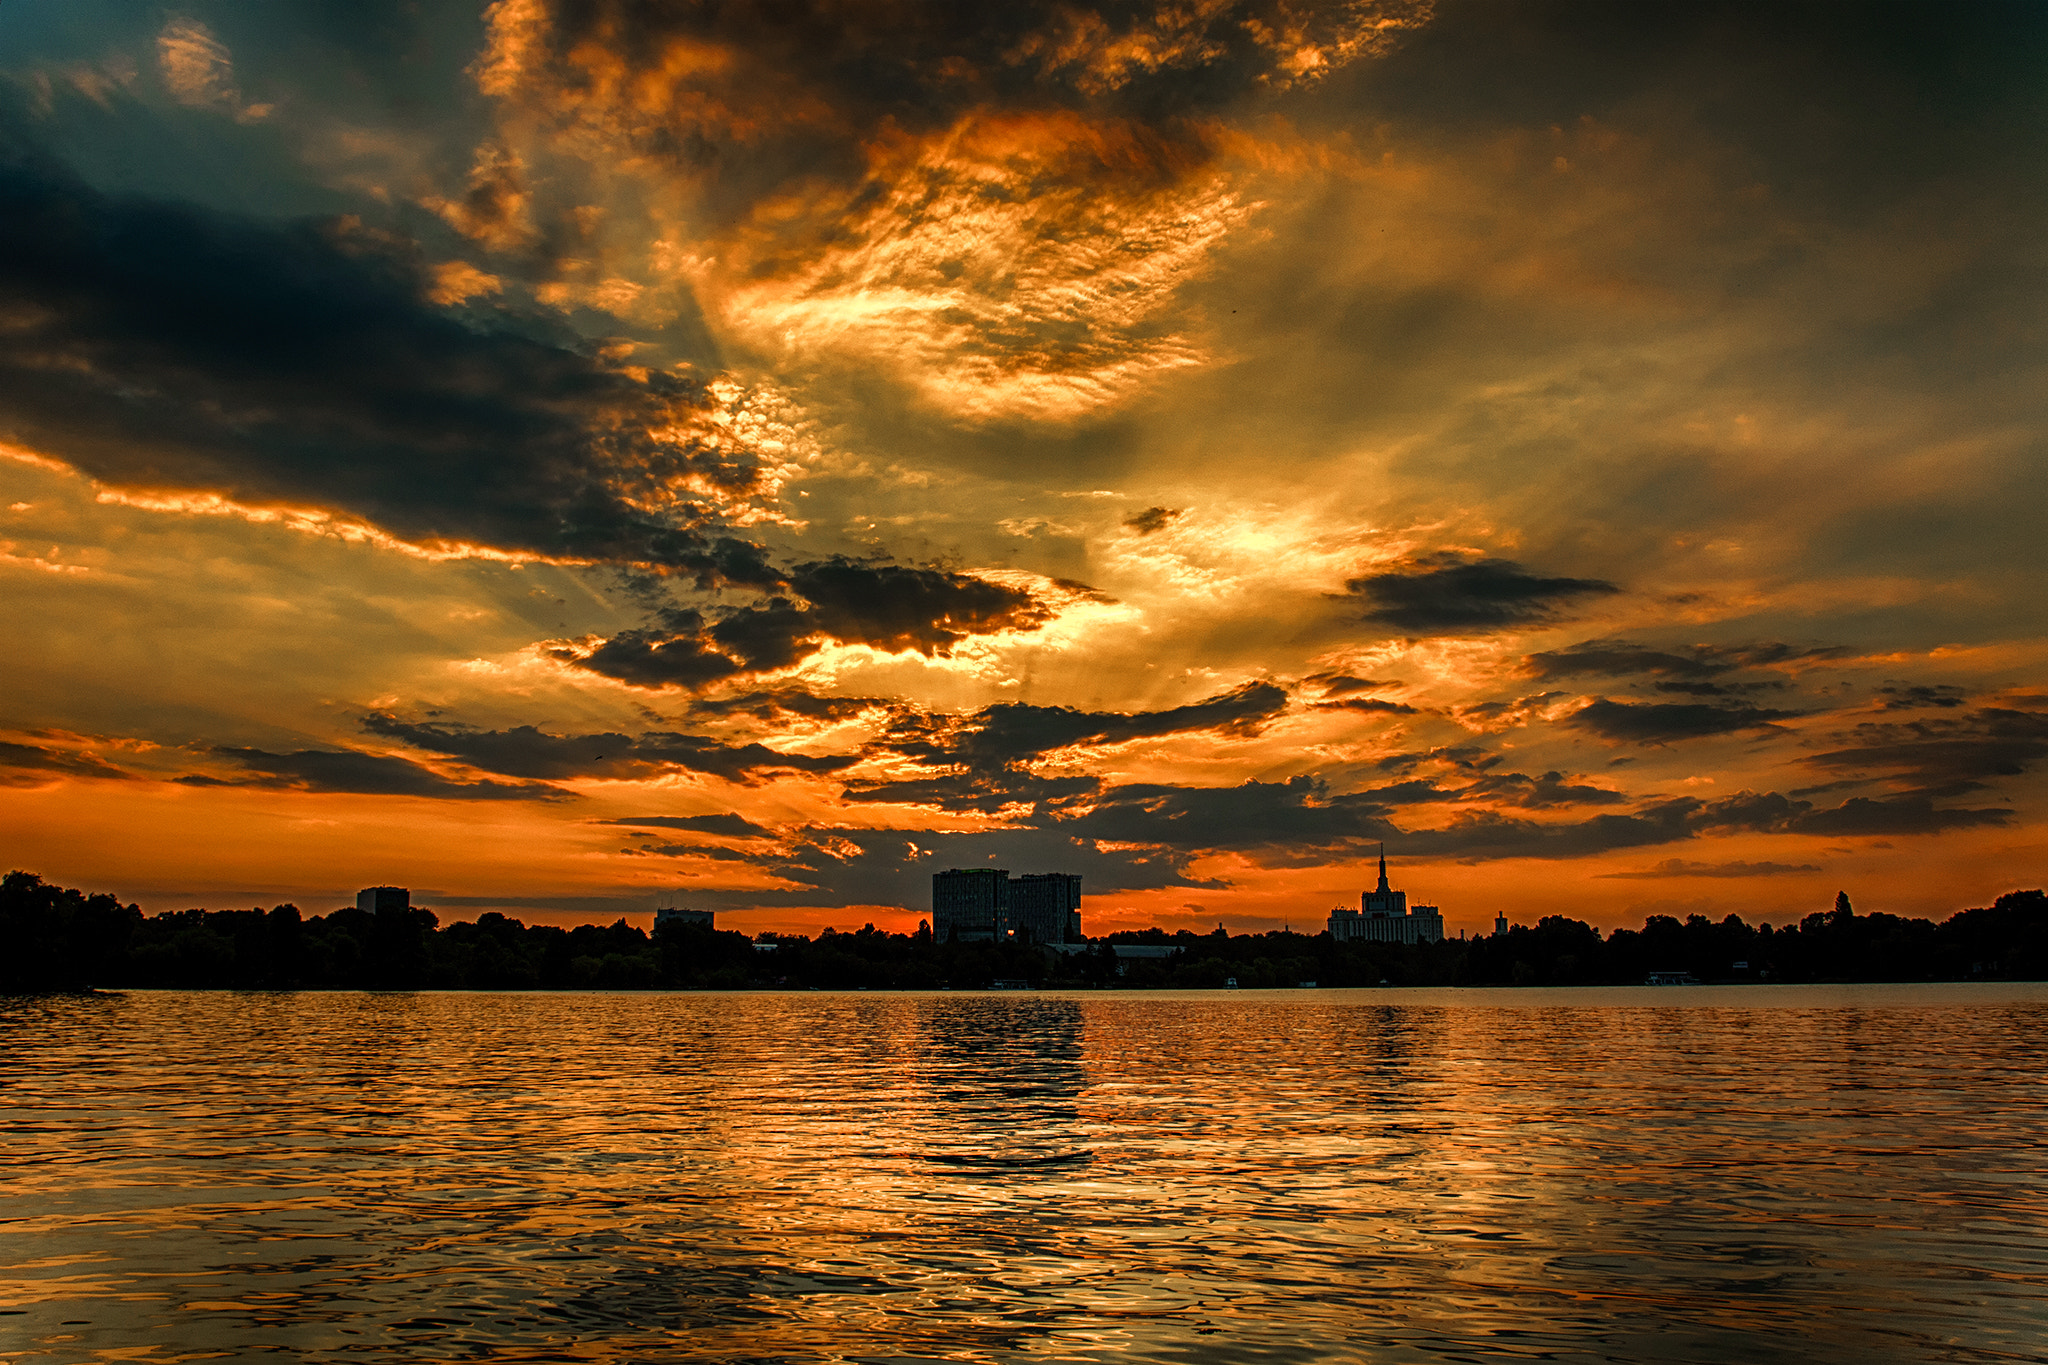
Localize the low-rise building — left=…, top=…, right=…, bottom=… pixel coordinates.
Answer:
left=356, top=886, right=409, bottom=914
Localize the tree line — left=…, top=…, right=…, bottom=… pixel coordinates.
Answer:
left=3, top=870, right=2044, bottom=993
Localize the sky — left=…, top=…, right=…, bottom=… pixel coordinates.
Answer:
left=2, top=0, right=2045, bottom=937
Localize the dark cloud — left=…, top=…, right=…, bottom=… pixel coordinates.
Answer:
left=685, top=689, right=899, bottom=725
left=789, top=559, right=1060, bottom=653
left=556, top=610, right=751, bottom=691
left=1461, top=770, right=1630, bottom=808
left=1525, top=642, right=1726, bottom=681
left=841, top=771, right=1103, bottom=816
left=0, top=133, right=775, bottom=583
left=1123, top=506, right=1182, bottom=535
left=624, top=841, right=761, bottom=862
left=1876, top=684, right=1969, bottom=710
left=1308, top=674, right=1403, bottom=697
left=1524, top=640, right=1850, bottom=684
left=880, top=682, right=1291, bottom=776
left=0, top=739, right=129, bottom=786
left=363, top=715, right=856, bottom=784
left=1798, top=705, right=2048, bottom=798
left=1781, top=795, right=2013, bottom=837
left=1343, top=553, right=1619, bottom=635
left=1313, top=697, right=1419, bottom=715
left=504, top=2, right=1431, bottom=156
left=1598, top=859, right=1823, bottom=879
left=1054, top=776, right=1707, bottom=864
left=600, top=813, right=778, bottom=840
left=556, top=560, right=1056, bottom=691
left=1567, top=699, right=1801, bottom=744
left=183, top=747, right=566, bottom=800
left=1688, top=787, right=2013, bottom=840
left=1372, top=746, right=1502, bottom=775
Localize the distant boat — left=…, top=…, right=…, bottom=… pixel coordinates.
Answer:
left=1645, top=971, right=1701, bottom=986
left=1224, top=977, right=1239, bottom=989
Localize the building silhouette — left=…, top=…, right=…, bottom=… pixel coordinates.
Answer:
left=356, top=886, right=409, bottom=914
left=933, top=867, right=1008, bottom=942
left=653, top=891, right=712, bottom=930
left=931, top=868, right=1084, bottom=943
left=1008, top=873, right=1083, bottom=944
left=1327, top=850, right=1444, bottom=944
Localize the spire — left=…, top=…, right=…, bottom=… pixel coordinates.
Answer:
left=1376, top=843, right=1390, bottom=894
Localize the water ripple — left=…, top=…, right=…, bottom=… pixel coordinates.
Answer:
left=3, top=986, right=2047, bottom=1362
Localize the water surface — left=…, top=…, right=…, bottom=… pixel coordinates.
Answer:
left=4, top=985, right=2046, bottom=1363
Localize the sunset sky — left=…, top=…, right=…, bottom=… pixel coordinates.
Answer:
left=3, top=0, right=2044, bottom=936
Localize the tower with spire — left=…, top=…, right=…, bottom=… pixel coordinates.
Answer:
left=1361, top=843, right=1407, bottom=918
left=1327, top=846, right=1445, bottom=944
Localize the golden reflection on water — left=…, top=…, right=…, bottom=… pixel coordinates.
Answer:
left=4, top=986, right=2048, bottom=1363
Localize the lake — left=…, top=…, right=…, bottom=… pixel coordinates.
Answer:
left=4, top=985, right=2046, bottom=1363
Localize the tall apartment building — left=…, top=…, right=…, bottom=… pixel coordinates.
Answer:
left=932, top=867, right=1008, bottom=943
left=1008, top=873, right=1083, bottom=944
left=931, top=867, right=1084, bottom=943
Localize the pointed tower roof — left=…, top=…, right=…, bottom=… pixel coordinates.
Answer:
left=1376, top=843, right=1390, bottom=894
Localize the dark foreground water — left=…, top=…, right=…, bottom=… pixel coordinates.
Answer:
left=4, top=987, right=2047, bottom=1364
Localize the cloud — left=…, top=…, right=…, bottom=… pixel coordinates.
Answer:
left=841, top=770, right=1103, bottom=816
left=460, top=1, right=1432, bottom=419
left=1313, top=697, right=1420, bottom=715
left=184, top=747, right=567, bottom=800
left=1046, top=775, right=1713, bottom=865
left=685, top=688, right=899, bottom=725
left=0, top=739, right=130, bottom=787
left=0, top=135, right=780, bottom=583
left=600, top=813, right=778, bottom=839
left=362, top=715, right=857, bottom=783
left=553, top=559, right=1058, bottom=691
left=1778, top=795, right=2012, bottom=837
left=1460, top=770, right=1630, bottom=808
left=1342, top=553, right=1619, bottom=634
left=157, top=17, right=269, bottom=122
left=1689, top=787, right=2013, bottom=840
left=1799, top=704, right=2048, bottom=797
left=1566, top=698, right=1800, bottom=744
left=880, top=681, right=1291, bottom=774
left=1875, top=684, right=1968, bottom=710
left=1309, top=674, right=1404, bottom=697
left=1123, top=506, right=1182, bottom=535
left=1598, top=859, right=1823, bottom=879
left=1524, top=640, right=1853, bottom=686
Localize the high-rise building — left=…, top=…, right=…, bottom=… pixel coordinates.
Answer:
left=932, top=867, right=1007, bottom=942
left=356, top=886, right=409, bottom=914
left=1326, top=850, right=1444, bottom=945
left=1008, top=873, right=1083, bottom=943
left=655, top=906, right=714, bottom=930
